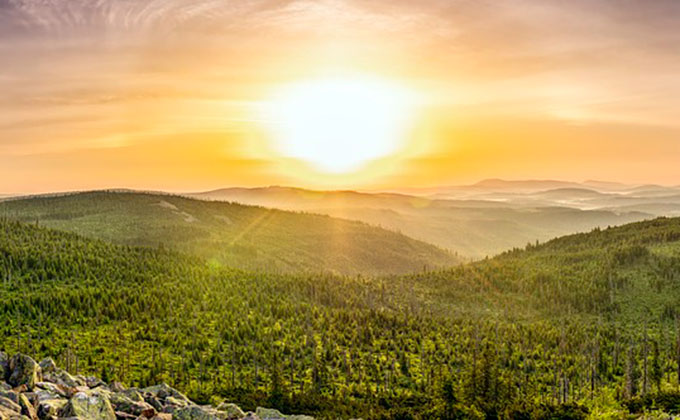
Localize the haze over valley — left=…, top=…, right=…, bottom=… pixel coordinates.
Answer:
left=190, top=179, right=680, bottom=258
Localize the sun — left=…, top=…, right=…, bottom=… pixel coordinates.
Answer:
left=260, top=75, right=416, bottom=173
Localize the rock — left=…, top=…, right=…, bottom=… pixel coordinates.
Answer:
left=253, top=408, right=313, bottom=420
left=146, top=414, right=171, bottom=420
left=141, top=384, right=189, bottom=404
left=141, top=396, right=162, bottom=414
left=0, top=353, right=8, bottom=382
left=37, top=360, right=55, bottom=375
left=173, top=405, right=222, bottom=420
left=139, top=407, right=156, bottom=419
left=117, top=390, right=144, bottom=404
left=161, top=396, right=188, bottom=413
left=8, top=356, right=41, bottom=391
left=17, top=394, right=36, bottom=420
left=33, top=390, right=60, bottom=404
left=0, top=392, right=18, bottom=405
left=85, top=377, right=105, bottom=389
left=36, top=398, right=68, bottom=419
left=18, top=394, right=35, bottom=408
left=109, top=383, right=126, bottom=393
left=0, top=397, right=21, bottom=415
left=42, top=369, right=83, bottom=388
left=216, top=402, right=245, bottom=419
left=0, top=404, right=29, bottom=420
left=35, top=383, right=69, bottom=399
left=1, top=355, right=314, bottom=420
left=0, top=393, right=32, bottom=420
left=109, top=393, right=154, bottom=417
left=62, top=390, right=116, bottom=420
left=256, top=407, right=287, bottom=420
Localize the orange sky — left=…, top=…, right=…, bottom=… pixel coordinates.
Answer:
left=1, top=0, right=679, bottom=193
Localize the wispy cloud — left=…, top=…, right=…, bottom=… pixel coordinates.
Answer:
left=0, top=0, right=679, bottom=191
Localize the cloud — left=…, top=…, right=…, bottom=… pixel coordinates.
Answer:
left=1, top=0, right=679, bottom=190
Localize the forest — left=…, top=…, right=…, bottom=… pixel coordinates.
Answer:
left=2, top=215, right=680, bottom=418
left=0, top=192, right=457, bottom=275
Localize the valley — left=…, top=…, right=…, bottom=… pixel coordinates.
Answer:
left=190, top=180, right=680, bottom=259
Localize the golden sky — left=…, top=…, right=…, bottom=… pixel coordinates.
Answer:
left=1, top=0, right=679, bottom=193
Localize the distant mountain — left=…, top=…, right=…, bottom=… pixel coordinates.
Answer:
left=582, top=179, right=631, bottom=191
left=530, top=187, right=607, bottom=199
left=469, top=178, right=583, bottom=191
left=390, top=178, right=652, bottom=199
left=0, top=191, right=458, bottom=275
left=191, top=186, right=656, bottom=259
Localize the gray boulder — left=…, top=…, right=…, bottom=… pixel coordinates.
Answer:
left=0, top=392, right=18, bottom=405
left=0, top=353, right=8, bottom=382
left=172, top=405, right=222, bottom=420
left=146, top=414, right=171, bottom=420
left=108, top=383, right=126, bottom=393
left=141, top=384, right=190, bottom=404
left=62, top=390, right=116, bottom=420
left=255, top=408, right=314, bottom=420
left=0, top=393, right=33, bottom=420
left=85, top=377, right=105, bottom=389
left=37, top=360, right=56, bottom=375
left=216, top=402, right=245, bottom=419
left=161, top=396, right=189, bottom=413
left=42, top=369, right=83, bottom=388
left=36, top=398, right=68, bottom=419
left=0, top=405, right=29, bottom=420
left=35, top=383, right=69, bottom=399
left=8, top=355, right=41, bottom=391
left=17, top=394, right=36, bottom=420
left=33, top=390, right=61, bottom=404
left=256, top=407, right=286, bottom=420
left=109, top=393, right=154, bottom=417
left=0, top=397, right=21, bottom=416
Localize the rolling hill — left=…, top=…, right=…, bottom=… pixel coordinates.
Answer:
left=0, top=191, right=458, bottom=275
left=190, top=186, right=655, bottom=258
left=2, top=214, right=680, bottom=418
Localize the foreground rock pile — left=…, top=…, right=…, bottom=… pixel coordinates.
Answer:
left=0, top=353, right=313, bottom=420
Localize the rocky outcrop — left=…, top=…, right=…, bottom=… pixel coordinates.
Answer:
left=8, top=355, right=41, bottom=391
left=0, top=353, right=313, bottom=420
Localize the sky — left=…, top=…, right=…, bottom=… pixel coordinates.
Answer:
left=1, top=0, right=679, bottom=193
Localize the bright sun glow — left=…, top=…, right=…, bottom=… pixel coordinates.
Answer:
left=260, top=76, right=416, bottom=173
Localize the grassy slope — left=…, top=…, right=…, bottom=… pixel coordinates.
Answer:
left=0, top=191, right=458, bottom=275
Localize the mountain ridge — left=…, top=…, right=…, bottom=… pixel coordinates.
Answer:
left=0, top=190, right=458, bottom=275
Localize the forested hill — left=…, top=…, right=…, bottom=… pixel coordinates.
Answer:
left=3, top=214, right=680, bottom=417
left=412, top=216, right=680, bottom=321
left=0, top=191, right=458, bottom=275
